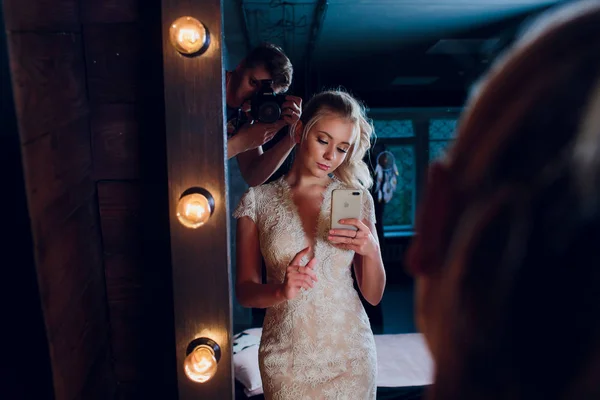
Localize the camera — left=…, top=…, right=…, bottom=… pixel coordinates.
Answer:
left=250, top=79, right=287, bottom=124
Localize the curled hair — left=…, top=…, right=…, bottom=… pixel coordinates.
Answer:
left=299, top=89, right=374, bottom=190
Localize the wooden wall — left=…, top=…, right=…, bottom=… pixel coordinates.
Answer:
left=3, top=0, right=176, bottom=398
left=3, top=0, right=117, bottom=398
left=1, top=5, right=55, bottom=399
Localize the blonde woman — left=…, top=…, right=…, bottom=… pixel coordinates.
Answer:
left=234, top=89, right=386, bottom=399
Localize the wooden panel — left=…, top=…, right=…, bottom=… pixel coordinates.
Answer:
left=6, top=21, right=116, bottom=399
left=116, top=382, right=144, bottom=400
left=21, top=165, right=115, bottom=400
left=33, top=196, right=100, bottom=327
left=2, top=0, right=79, bottom=31
left=98, top=182, right=145, bottom=391
left=1, top=12, right=55, bottom=397
left=104, top=253, right=144, bottom=302
left=98, top=181, right=142, bottom=255
left=92, top=105, right=140, bottom=180
left=20, top=117, right=93, bottom=238
left=6, top=32, right=89, bottom=144
left=161, top=0, right=233, bottom=398
left=108, top=300, right=145, bottom=382
left=81, top=0, right=140, bottom=24
left=80, top=342, right=118, bottom=399
left=83, top=24, right=141, bottom=104
left=42, top=226, right=111, bottom=396
left=24, top=164, right=116, bottom=399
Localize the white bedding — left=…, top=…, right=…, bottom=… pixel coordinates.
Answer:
left=233, top=328, right=434, bottom=397
left=374, top=333, right=434, bottom=387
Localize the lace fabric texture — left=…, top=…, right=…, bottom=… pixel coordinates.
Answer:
left=233, top=176, right=377, bottom=400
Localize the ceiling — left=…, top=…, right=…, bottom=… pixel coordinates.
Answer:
left=223, top=0, right=568, bottom=107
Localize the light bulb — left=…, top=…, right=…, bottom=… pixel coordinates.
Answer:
left=169, top=16, right=210, bottom=56
left=184, top=345, right=218, bottom=383
left=184, top=337, right=221, bottom=384
left=176, top=188, right=214, bottom=229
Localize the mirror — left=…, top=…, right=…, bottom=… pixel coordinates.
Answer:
left=221, top=1, right=560, bottom=398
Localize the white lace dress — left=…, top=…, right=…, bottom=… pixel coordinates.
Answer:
left=233, top=176, right=377, bottom=400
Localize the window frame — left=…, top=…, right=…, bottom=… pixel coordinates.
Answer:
left=367, top=107, right=462, bottom=237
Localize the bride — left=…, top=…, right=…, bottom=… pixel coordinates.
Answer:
left=233, top=89, right=386, bottom=400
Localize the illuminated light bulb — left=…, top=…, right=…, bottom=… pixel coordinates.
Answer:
left=184, top=338, right=221, bottom=383
left=176, top=193, right=210, bottom=228
left=177, top=193, right=209, bottom=226
left=184, top=345, right=217, bottom=383
left=169, top=16, right=210, bottom=56
left=176, top=188, right=215, bottom=229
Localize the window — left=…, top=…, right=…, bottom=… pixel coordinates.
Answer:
left=382, top=144, right=415, bottom=229
left=369, top=109, right=460, bottom=236
left=373, top=120, right=414, bottom=138
left=371, top=119, right=415, bottom=230
left=429, top=119, right=457, bottom=162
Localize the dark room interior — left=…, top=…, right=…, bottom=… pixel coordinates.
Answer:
left=1, top=1, right=574, bottom=399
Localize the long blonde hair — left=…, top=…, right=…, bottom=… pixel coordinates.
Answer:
left=298, top=89, right=374, bottom=189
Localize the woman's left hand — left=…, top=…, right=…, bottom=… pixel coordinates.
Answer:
left=328, top=219, right=379, bottom=258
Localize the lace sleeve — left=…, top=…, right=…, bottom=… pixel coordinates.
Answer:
left=362, top=190, right=376, bottom=224
left=233, top=187, right=257, bottom=223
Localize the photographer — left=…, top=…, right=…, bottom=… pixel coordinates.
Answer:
left=226, top=43, right=302, bottom=187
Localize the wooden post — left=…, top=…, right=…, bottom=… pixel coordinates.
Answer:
left=160, top=1, right=233, bottom=399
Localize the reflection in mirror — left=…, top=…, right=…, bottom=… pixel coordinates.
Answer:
left=222, top=1, right=562, bottom=398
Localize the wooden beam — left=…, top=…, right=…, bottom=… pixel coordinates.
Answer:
left=160, top=0, right=233, bottom=399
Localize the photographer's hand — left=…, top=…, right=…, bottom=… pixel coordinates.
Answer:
left=281, top=95, right=302, bottom=126
left=228, top=120, right=286, bottom=158
left=230, top=95, right=302, bottom=184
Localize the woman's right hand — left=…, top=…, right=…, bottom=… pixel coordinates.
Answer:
left=280, top=246, right=318, bottom=300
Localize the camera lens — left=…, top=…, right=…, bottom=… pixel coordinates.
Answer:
left=258, top=101, right=281, bottom=124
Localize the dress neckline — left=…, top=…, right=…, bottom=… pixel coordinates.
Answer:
left=277, top=175, right=339, bottom=251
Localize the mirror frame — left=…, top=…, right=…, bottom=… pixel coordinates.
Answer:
left=160, top=0, right=233, bottom=398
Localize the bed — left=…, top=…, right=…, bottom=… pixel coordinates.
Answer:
left=233, top=327, right=433, bottom=399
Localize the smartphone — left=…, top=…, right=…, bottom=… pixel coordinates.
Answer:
left=330, top=189, right=363, bottom=231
